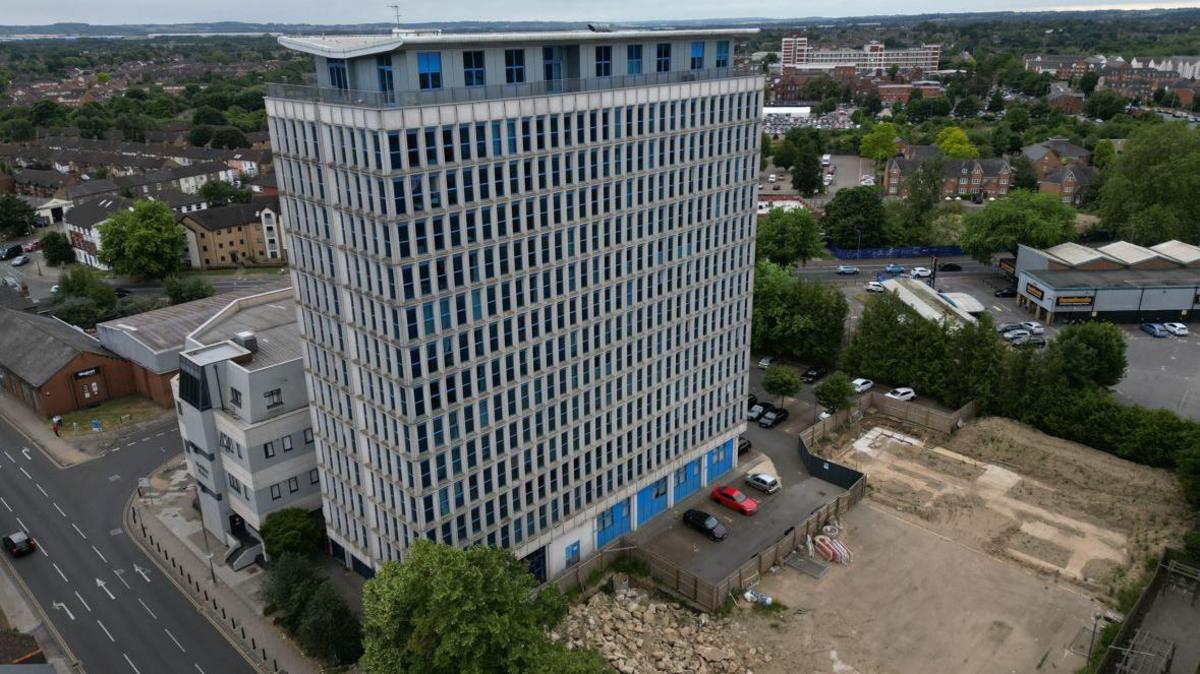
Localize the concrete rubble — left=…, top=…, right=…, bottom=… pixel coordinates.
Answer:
left=552, top=585, right=771, bottom=674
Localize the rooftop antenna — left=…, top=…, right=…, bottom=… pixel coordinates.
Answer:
left=388, top=4, right=402, bottom=29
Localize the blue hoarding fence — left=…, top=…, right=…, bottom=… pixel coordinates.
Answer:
left=828, top=245, right=963, bottom=260
left=673, top=459, right=702, bottom=501
left=596, top=499, right=630, bottom=548
left=636, top=478, right=669, bottom=526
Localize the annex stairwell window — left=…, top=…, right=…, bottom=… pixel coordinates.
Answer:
left=327, top=58, right=349, bottom=91
left=417, top=52, right=443, bottom=90
left=627, top=45, right=643, bottom=75
left=377, top=55, right=395, bottom=103
left=463, top=50, right=486, bottom=86
left=656, top=43, right=671, bottom=72
left=505, top=49, right=526, bottom=84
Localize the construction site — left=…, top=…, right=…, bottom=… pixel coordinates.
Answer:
left=733, top=414, right=1195, bottom=674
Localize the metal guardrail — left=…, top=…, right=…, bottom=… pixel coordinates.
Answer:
left=266, top=66, right=760, bottom=109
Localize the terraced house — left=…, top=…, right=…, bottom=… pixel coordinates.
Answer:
left=883, top=157, right=1011, bottom=199
left=266, top=26, right=760, bottom=580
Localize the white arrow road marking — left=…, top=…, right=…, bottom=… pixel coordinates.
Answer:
left=74, top=591, right=92, bottom=613
left=91, top=545, right=107, bottom=563
left=97, top=619, right=115, bottom=642
left=133, top=565, right=151, bottom=583
left=18, top=467, right=31, bottom=480
left=35, top=483, right=47, bottom=497
left=95, top=578, right=114, bottom=600
left=52, top=564, right=68, bottom=583
left=164, top=628, right=186, bottom=653
left=0, top=497, right=10, bottom=512
left=21, top=447, right=30, bottom=460
left=123, top=653, right=141, bottom=674
left=72, top=524, right=86, bottom=540
left=137, top=598, right=157, bottom=620
left=51, top=601, right=75, bottom=621
left=52, top=503, right=65, bottom=517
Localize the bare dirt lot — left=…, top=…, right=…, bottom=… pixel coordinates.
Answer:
left=728, top=416, right=1193, bottom=674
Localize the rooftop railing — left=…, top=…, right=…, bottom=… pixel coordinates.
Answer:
left=266, top=65, right=761, bottom=109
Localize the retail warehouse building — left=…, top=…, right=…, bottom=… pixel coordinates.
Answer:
left=1014, top=240, right=1200, bottom=324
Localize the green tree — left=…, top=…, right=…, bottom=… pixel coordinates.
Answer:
left=823, top=187, right=888, bottom=249
left=1010, top=154, right=1039, bottom=191
left=990, top=124, right=1014, bottom=157
left=762, top=365, right=801, bottom=406
left=114, top=295, right=168, bottom=317
left=260, top=508, right=323, bottom=560
left=752, top=261, right=847, bottom=365
left=1085, top=89, right=1128, bottom=121
left=191, top=106, right=227, bottom=127
left=987, top=90, right=1006, bottom=113
left=858, top=122, right=898, bottom=166
left=361, top=540, right=583, bottom=674
left=1099, top=124, right=1200, bottom=244
left=756, top=208, right=822, bottom=266
left=97, top=200, right=186, bottom=280
left=200, top=180, right=251, bottom=206
left=792, top=146, right=823, bottom=196
left=1051, top=322, right=1126, bottom=388
left=115, top=113, right=153, bottom=142
left=0, top=118, right=35, bottom=142
left=188, top=125, right=214, bottom=147
left=163, top=276, right=215, bottom=305
left=1080, top=71, right=1100, bottom=96
left=935, top=126, right=980, bottom=159
left=896, top=159, right=944, bottom=244
left=771, top=140, right=797, bottom=172
left=55, top=266, right=116, bottom=314
left=211, top=126, right=250, bottom=149
left=40, top=231, right=75, bottom=265
left=0, top=193, right=37, bottom=239
left=263, top=554, right=324, bottom=632
left=954, top=95, right=981, bottom=119
left=814, top=371, right=855, bottom=412
left=1005, top=103, right=1030, bottom=132
left=1092, top=139, right=1116, bottom=169
left=960, top=190, right=1076, bottom=264
left=52, top=296, right=104, bottom=329
left=295, top=582, right=363, bottom=665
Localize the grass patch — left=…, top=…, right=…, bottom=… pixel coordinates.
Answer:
left=58, top=396, right=167, bottom=437
left=610, top=556, right=649, bottom=578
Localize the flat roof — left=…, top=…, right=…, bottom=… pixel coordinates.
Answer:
left=183, top=342, right=250, bottom=367
left=280, top=28, right=758, bottom=58
left=97, top=285, right=286, bottom=353
left=1024, top=267, right=1200, bottom=290
left=192, top=296, right=302, bottom=370
left=883, top=278, right=977, bottom=327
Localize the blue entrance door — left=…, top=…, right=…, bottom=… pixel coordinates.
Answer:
left=674, top=459, right=702, bottom=501
left=596, top=499, right=630, bottom=548
left=706, top=440, right=734, bottom=482
left=636, top=478, right=669, bottom=526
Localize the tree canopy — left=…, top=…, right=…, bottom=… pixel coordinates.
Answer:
left=762, top=365, right=802, bottom=404
left=40, top=231, right=75, bottom=266
left=1099, top=123, right=1200, bottom=244
left=814, top=372, right=855, bottom=412
left=260, top=508, right=323, bottom=560
left=756, top=207, right=823, bottom=266
left=96, top=200, right=186, bottom=279
left=1085, top=89, right=1128, bottom=121
left=859, top=122, right=899, bottom=163
left=0, top=193, right=37, bottom=239
left=823, top=187, right=888, bottom=249
left=935, top=126, right=981, bottom=159
left=752, top=261, right=848, bottom=366
left=960, top=190, right=1076, bottom=263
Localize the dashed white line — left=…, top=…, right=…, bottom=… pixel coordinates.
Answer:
left=91, top=545, right=108, bottom=563
left=0, top=497, right=10, bottom=512
left=3, top=450, right=13, bottom=463
left=97, top=619, right=115, bottom=642
left=155, top=432, right=166, bottom=437
left=18, top=467, right=31, bottom=480
left=126, top=442, right=136, bottom=448
left=52, top=503, right=65, bottom=517
left=137, top=598, right=157, bottom=619
left=74, top=590, right=92, bottom=613
left=113, top=569, right=131, bottom=589
left=36, top=540, right=47, bottom=556
left=164, top=628, right=186, bottom=653
left=123, top=653, right=141, bottom=674
left=194, top=664, right=206, bottom=674
left=15, top=517, right=28, bottom=532
left=72, top=523, right=87, bottom=540
left=35, top=483, right=48, bottom=497
left=52, top=563, right=68, bottom=583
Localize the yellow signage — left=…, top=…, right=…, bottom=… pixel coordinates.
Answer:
left=1025, top=283, right=1045, bottom=300
left=1056, top=296, right=1094, bottom=307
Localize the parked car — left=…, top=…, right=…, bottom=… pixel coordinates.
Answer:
left=2, top=531, right=36, bottom=558
left=10, top=255, right=30, bottom=267
left=993, top=287, right=1018, bottom=298
left=0, top=245, right=21, bottom=261
left=884, top=263, right=905, bottom=274
left=737, top=437, right=752, bottom=455
left=851, top=378, right=874, bottom=393
left=1021, top=335, right=1047, bottom=348
left=113, top=287, right=132, bottom=298
left=21, top=240, right=42, bottom=253
left=1020, top=321, right=1045, bottom=335
left=864, top=281, right=885, bottom=293
left=1141, top=323, right=1168, bottom=338
left=884, top=387, right=916, bottom=402
left=910, top=267, right=932, bottom=279
left=745, top=473, right=781, bottom=495
left=1009, top=333, right=1030, bottom=346
left=747, top=394, right=758, bottom=410
left=1163, top=322, right=1189, bottom=336
left=802, top=367, right=827, bottom=384
left=995, top=322, right=1022, bottom=334
left=835, top=265, right=860, bottom=275
left=938, top=262, right=963, bottom=272
left=817, top=409, right=833, bottom=420
left=1003, top=329, right=1031, bottom=342
left=682, top=509, right=728, bottom=541
left=50, top=284, right=59, bottom=295
left=758, top=408, right=789, bottom=428
left=747, top=402, right=775, bottom=422
left=711, top=486, right=759, bottom=515
left=772, top=184, right=781, bottom=191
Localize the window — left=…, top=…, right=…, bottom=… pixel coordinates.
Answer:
left=504, top=49, right=526, bottom=84
left=463, top=50, right=486, bottom=86
left=288, top=477, right=299, bottom=493
left=376, top=55, right=395, bottom=103
left=716, top=40, right=730, bottom=68
left=565, top=540, right=580, bottom=567
left=627, top=45, right=643, bottom=75
left=417, top=52, right=443, bottom=90
left=264, top=389, right=283, bottom=408
left=304, top=428, right=314, bottom=444
left=264, top=441, right=275, bottom=459
left=229, top=387, right=242, bottom=406
left=595, top=46, right=612, bottom=77
left=690, top=41, right=705, bottom=70
left=270, top=484, right=281, bottom=500
left=656, top=43, right=671, bottom=72
left=327, top=58, right=349, bottom=91
left=309, top=468, right=320, bottom=485
left=282, top=436, right=294, bottom=452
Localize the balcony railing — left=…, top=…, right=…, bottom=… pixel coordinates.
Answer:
left=266, top=66, right=761, bottom=109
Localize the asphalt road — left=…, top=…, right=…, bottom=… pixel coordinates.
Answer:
left=0, top=418, right=255, bottom=674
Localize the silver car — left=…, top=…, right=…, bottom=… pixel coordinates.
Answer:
left=744, top=473, right=781, bottom=494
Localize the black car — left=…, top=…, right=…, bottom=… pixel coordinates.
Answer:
left=747, top=402, right=775, bottom=422
left=682, top=509, right=728, bottom=541
left=802, top=367, right=827, bottom=384
left=759, top=408, right=789, bottom=428
left=2, top=531, right=36, bottom=558
left=113, top=287, right=132, bottom=298
left=0, top=245, right=21, bottom=261
left=746, top=394, right=758, bottom=411
left=994, top=287, right=1018, bottom=298
left=938, top=262, right=963, bottom=272
left=737, top=437, right=752, bottom=455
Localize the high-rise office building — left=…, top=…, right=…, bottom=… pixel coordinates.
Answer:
left=781, top=36, right=940, bottom=74
left=266, top=27, right=761, bottom=580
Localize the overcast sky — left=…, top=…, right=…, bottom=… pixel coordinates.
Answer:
left=3, top=0, right=1195, bottom=26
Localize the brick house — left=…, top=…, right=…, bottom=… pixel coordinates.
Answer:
left=1039, top=164, right=1097, bottom=206
left=884, top=157, right=1011, bottom=199
left=1047, top=91, right=1085, bottom=114
left=179, top=196, right=287, bottom=270
left=1021, top=139, right=1091, bottom=179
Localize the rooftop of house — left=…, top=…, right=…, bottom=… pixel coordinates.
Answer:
left=63, top=196, right=133, bottom=229
left=96, top=286, right=282, bottom=355
left=179, top=196, right=278, bottom=232
left=65, top=179, right=119, bottom=201
left=190, top=289, right=301, bottom=370
left=1042, top=164, right=1097, bottom=186
left=1022, top=138, right=1091, bottom=162
left=0, top=309, right=114, bottom=387
left=14, top=168, right=68, bottom=187
left=1150, top=240, right=1200, bottom=265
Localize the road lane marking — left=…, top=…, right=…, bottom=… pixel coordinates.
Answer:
left=0, top=497, right=10, bottom=512
left=124, top=654, right=141, bottom=674
left=72, top=524, right=87, bottom=540
left=19, top=467, right=31, bottom=479
left=113, top=569, right=131, bottom=589
left=133, top=565, right=151, bottom=583
left=95, top=578, right=115, bottom=600
left=51, top=601, right=75, bottom=621
left=137, top=598, right=157, bottom=619
left=35, top=483, right=47, bottom=497
left=194, top=665, right=206, bottom=674
left=156, top=432, right=166, bottom=437
left=52, top=563, right=68, bottom=583
left=15, top=517, right=28, bottom=532
left=21, top=448, right=30, bottom=460
left=52, top=503, right=65, bottom=517
left=165, top=628, right=186, bottom=653
left=3, top=451, right=13, bottom=463
left=126, top=442, right=136, bottom=448
left=97, top=619, right=115, bottom=642
left=91, top=545, right=107, bottom=563
left=74, top=591, right=92, bottom=613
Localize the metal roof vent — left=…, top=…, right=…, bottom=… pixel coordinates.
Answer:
left=233, top=331, right=258, bottom=353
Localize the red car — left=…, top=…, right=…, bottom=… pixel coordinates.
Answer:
left=711, top=486, right=758, bottom=515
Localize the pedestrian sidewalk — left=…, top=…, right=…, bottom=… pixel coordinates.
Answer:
left=0, top=551, right=78, bottom=674
left=125, top=457, right=319, bottom=674
left=0, top=391, right=90, bottom=467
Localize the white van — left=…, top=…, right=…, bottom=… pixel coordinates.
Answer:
left=820, top=154, right=832, bottom=167
left=767, top=174, right=778, bottom=183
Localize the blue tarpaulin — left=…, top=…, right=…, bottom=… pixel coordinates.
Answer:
left=829, top=245, right=963, bottom=260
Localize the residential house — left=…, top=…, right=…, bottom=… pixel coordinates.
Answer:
left=150, top=190, right=210, bottom=215
left=13, top=169, right=71, bottom=198
left=1047, top=90, right=1085, bottom=114
left=179, top=196, right=286, bottom=270
left=65, top=179, right=120, bottom=204
left=63, top=196, right=133, bottom=269
left=1021, top=138, right=1091, bottom=178
left=1039, top=164, right=1097, bottom=206
left=1022, top=54, right=1090, bottom=79
left=884, top=156, right=1011, bottom=198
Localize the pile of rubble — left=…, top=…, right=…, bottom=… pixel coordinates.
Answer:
left=552, top=585, right=771, bottom=674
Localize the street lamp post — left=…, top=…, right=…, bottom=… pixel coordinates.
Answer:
left=1085, top=611, right=1103, bottom=666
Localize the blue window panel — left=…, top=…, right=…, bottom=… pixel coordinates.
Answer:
left=636, top=477, right=668, bottom=526
left=595, top=45, right=612, bottom=77
left=505, top=49, right=526, bottom=84
left=690, top=41, right=705, bottom=70
left=706, top=440, right=733, bottom=482
left=627, top=45, right=643, bottom=75
left=417, top=52, right=442, bottom=90
left=656, top=43, right=671, bottom=73
left=463, top=50, right=486, bottom=86
left=595, top=498, right=630, bottom=548
left=673, top=459, right=701, bottom=501
left=565, top=540, right=580, bottom=568
left=716, top=41, right=730, bottom=68
left=376, top=55, right=395, bottom=103
left=328, top=58, right=349, bottom=91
